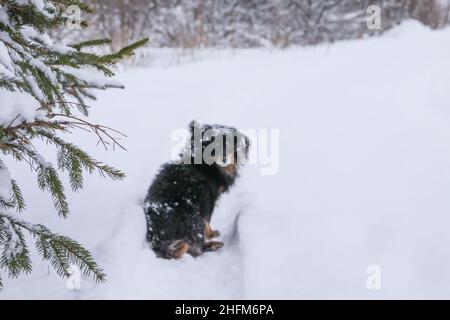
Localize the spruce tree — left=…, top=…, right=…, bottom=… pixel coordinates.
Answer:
left=0, top=0, right=148, bottom=289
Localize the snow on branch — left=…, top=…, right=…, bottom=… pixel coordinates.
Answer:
left=0, top=0, right=147, bottom=290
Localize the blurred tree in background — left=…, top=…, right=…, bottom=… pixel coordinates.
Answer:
left=80, top=0, right=449, bottom=50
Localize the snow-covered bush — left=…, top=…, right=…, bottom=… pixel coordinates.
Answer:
left=0, top=0, right=147, bottom=289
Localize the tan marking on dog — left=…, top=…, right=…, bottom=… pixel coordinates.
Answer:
left=170, top=240, right=190, bottom=259
left=223, top=163, right=237, bottom=177
left=204, top=219, right=220, bottom=239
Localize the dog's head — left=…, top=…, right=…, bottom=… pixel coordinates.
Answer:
left=187, top=120, right=250, bottom=179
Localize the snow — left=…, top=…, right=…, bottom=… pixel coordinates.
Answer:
left=11, top=0, right=55, bottom=19
left=21, top=26, right=75, bottom=55
left=0, top=163, right=12, bottom=201
left=28, top=58, right=57, bottom=85
left=0, top=43, right=13, bottom=71
left=0, top=9, right=10, bottom=27
left=0, top=216, right=24, bottom=258
left=0, top=90, right=42, bottom=126
left=2, top=20, right=450, bottom=299
left=61, top=67, right=124, bottom=89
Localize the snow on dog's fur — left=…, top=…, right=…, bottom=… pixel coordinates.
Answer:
left=144, top=120, right=250, bottom=259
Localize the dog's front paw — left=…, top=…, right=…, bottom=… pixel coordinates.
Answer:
left=204, top=220, right=221, bottom=239
left=207, top=229, right=221, bottom=239
left=203, top=241, right=224, bottom=252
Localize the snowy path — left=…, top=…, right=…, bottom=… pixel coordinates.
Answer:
left=3, top=21, right=450, bottom=299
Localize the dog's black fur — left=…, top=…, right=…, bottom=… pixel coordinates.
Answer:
left=144, top=121, right=249, bottom=259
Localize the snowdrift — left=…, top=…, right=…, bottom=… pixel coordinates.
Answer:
left=3, top=21, right=450, bottom=299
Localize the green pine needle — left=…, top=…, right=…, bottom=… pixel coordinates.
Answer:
left=0, top=0, right=144, bottom=291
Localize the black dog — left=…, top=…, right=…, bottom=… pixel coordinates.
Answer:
left=144, top=120, right=249, bottom=259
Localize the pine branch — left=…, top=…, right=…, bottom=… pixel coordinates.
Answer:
left=0, top=0, right=146, bottom=291
left=101, top=38, right=150, bottom=65
left=37, top=165, right=69, bottom=218
left=0, top=212, right=106, bottom=290
left=10, top=179, right=26, bottom=213
left=0, top=216, right=32, bottom=280
left=47, top=113, right=128, bottom=151
left=35, top=128, right=126, bottom=181
left=70, top=38, right=112, bottom=51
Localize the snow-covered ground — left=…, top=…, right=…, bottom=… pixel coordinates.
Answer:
left=3, top=21, right=450, bottom=299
